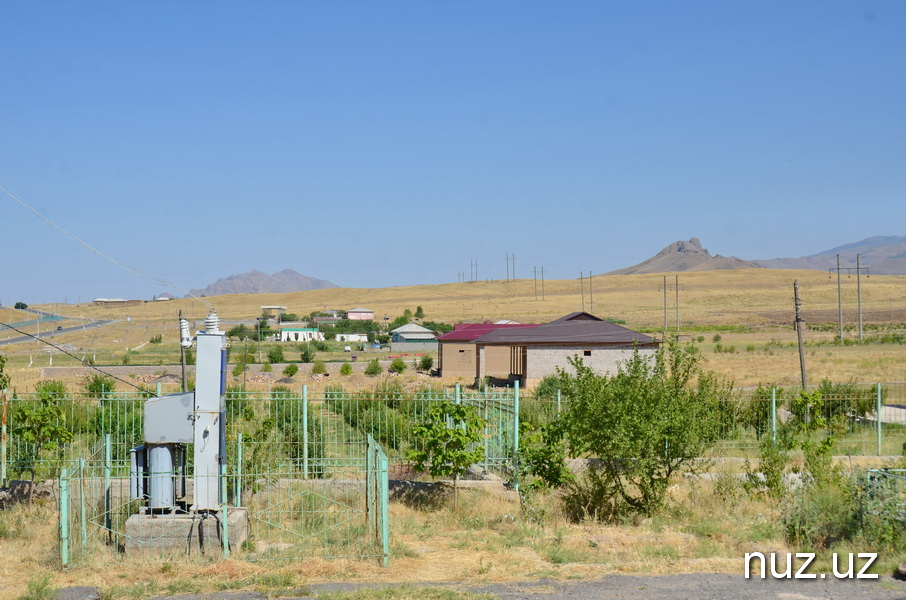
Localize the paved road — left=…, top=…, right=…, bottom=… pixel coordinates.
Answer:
left=0, top=305, right=115, bottom=346
left=54, top=574, right=906, bottom=600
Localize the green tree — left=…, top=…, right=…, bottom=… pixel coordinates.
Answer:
left=390, top=357, right=407, bottom=374
left=561, top=340, right=729, bottom=516
left=418, top=355, right=434, bottom=372
left=340, top=363, right=353, bottom=376
left=407, top=400, right=486, bottom=509
left=267, top=346, right=285, bottom=364
left=282, top=363, right=299, bottom=377
left=83, top=374, right=115, bottom=397
left=15, top=380, right=74, bottom=501
left=227, top=324, right=252, bottom=340
left=299, top=345, right=316, bottom=363
left=14, top=301, right=27, bottom=310
left=415, top=306, right=425, bottom=319
left=365, top=359, right=382, bottom=376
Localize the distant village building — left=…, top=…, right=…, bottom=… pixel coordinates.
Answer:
left=389, top=323, right=438, bottom=352
left=346, top=307, right=374, bottom=321
left=336, top=333, right=369, bottom=343
left=279, top=327, right=325, bottom=342
left=260, top=306, right=287, bottom=319
left=92, top=298, right=143, bottom=307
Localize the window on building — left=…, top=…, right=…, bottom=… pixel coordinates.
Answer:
left=583, top=350, right=592, bottom=357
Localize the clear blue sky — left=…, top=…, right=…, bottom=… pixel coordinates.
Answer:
left=2, top=1, right=904, bottom=304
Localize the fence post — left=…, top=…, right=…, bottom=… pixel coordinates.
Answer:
left=771, top=388, right=777, bottom=444
left=79, top=459, right=88, bottom=550
left=454, top=383, right=461, bottom=405
left=556, top=389, right=561, bottom=416
left=220, top=462, right=229, bottom=558
left=235, top=432, right=242, bottom=507
left=302, top=385, right=309, bottom=480
left=513, top=381, right=520, bottom=494
left=1, top=388, right=7, bottom=488
left=877, top=382, right=882, bottom=456
left=156, top=382, right=161, bottom=397
left=104, top=434, right=112, bottom=541
left=60, top=467, right=69, bottom=567
left=379, top=445, right=390, bottom=567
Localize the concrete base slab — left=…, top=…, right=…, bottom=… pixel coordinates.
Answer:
left=124, top=508, right=248, bottom=554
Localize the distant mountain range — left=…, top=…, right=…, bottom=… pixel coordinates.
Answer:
left=755, top=236, right=906, bottom=274
left=607, top=236, right=906, bottom=276
left=188, top=269, right=339, bottom=297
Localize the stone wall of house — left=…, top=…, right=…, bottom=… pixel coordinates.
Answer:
left=525, top=346, right=656, bottom=385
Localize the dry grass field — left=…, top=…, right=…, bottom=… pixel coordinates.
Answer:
left=2, top=268, right=905, bottom=391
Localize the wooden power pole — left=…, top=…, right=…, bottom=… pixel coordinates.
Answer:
left=794, top=279, right=807, bottom=389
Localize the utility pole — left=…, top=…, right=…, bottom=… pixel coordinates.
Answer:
left=675, top=275, right=680, bottom=334
left=836, top=253, right=843, bottom=343
left=857, top=254, right=863, bottom=342
left=512, top=254, right=516, bottom=281
left=794, top=279, right=807, bottom=389
left=589, top=271, right=593, bottom=314
left=579, top=272, right=585, bottom=311
left=533, top=267, right=538, bottom=300
left=662, top=275, right=668, bottom=338
left=541, top=266, right=545, bottom=301
left=505, top=254, right=510, bottom=281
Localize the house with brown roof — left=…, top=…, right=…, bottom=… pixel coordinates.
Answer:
left=437, top=322, right=540, bottom=379
left=470, top=312, right=658, bottom=387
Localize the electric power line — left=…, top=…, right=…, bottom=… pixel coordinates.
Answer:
left=0, top=320, right=152, bottom=394
left=0, top=180, right=213, bottom=310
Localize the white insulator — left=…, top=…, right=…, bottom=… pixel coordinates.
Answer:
left=179, top=318, right=192, bottom=348
left=204, top=310, right=220, bottom=334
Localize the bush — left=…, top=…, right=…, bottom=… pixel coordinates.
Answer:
left=561, top=340, right=729, bottom=516
left=418, top=355, right=434, bottom=372
left=83, top=374, right=115, bottom=397
left=712, top=334, right=722, bottom=343
left=267, top=346, right=285, bottom=364
left=365, top=359, right=382, bottom=376
left=149, top=334, right=163, bottom=344
left=261, top=362, right=272, bottom=373
left=311, top=361, right=327, bottom=375
left=14, top=302, right=27, bottom=310
left=340, top=363, right=353, bottom=376
left=299, top=346, right=315, bottom=363
left=282, top=364, right=298, bottom=377
left=390, top=357, right=407, bottom=374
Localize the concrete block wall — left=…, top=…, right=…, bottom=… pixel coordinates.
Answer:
left=525, top=346, right=655, bottom=384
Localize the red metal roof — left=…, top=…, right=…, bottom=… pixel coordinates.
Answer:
left=473, top=312, right=658, bottom=346
left=437, top=323, right=540, bottom=342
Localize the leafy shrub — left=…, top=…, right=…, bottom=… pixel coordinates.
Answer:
left=390, top=358, right=407, bottom=374
left=712, top=334, right=722, bottom=343
left=261, top=362, right=272, bottom=373
left=561, top=340, right=729, bottom=516
left=311, top=361, right=327, bottom=375
left=340, top=363, right=353, bottom=376
left=267, top=346, right=285, bottom=364
left=149, top=334, right=163, bottom=344
left=83, top=374, right=115, bottom=397
left=418, top=355, right=434, bottom=372
left=365, top=359, right=382, bottom=376
left=282, top=364, right=298, bottom=377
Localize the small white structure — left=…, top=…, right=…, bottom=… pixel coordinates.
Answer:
left=336, top=333, right=368, bottom=343
left=280, top=328, right=325, bottom=342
